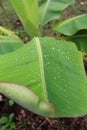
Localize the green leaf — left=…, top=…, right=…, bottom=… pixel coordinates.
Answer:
left=0, top=117, right=8, bottom=125
left=0, top=26, right=24, bottom=55
left=9, top=100, right=14, bottom=106
left=0, top=37, right=87, bottom=117
left=53, top=14, right=87, bottom=53
left=10, top=0, right=40, bottom=37
left=53, top=14, right=87, bottom=36
left=66, top=30, right=87, bottom=53
left=8, top=114, right=14, bottom=123
left=0, top=125, right=9, bottom=130
left=39, top=0, right=75, bottom=25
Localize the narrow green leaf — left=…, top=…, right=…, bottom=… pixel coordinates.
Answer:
left=53, top=14, right=87, bottom=36
left=0, top=37, right=87, bottom=117
left=10, top=0, right=40, bottom=37
left=39, top=0, right=75, bottom=24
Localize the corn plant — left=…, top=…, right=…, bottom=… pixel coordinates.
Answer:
left=0, top=0, right=87, bottom=118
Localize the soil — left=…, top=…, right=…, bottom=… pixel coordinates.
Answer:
left=1, top=93, right=87, bottom=130
left=0, top=0, right=87, bottom=130
left=1, top=92, right=87, bottom=130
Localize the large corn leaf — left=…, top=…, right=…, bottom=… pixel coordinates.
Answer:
left=10, top=0, right=40, bottom=37
left=0, top=26, right=23, bottom=54
left=39, top=0, right=75, bottom=25
left=0, top=37, right=87, bottom=117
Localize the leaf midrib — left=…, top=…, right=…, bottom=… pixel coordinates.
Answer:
left=35, top=37, right=48, bottom=101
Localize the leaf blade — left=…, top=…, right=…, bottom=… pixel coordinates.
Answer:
left=53, top=14, right=87, bottom=36
left=39, top=0, right=75, bottom=24
left=10, top=0, right=40, bottom=37
left=0, top=26, right=23, bottom=54
left=0, top=37, right=87, bottom=117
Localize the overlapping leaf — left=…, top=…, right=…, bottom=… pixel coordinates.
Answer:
left=53, top=14, right=87, bottom=53
left=0, top=26, right=23, bottom=54
left=53, top=14, right=87, bottom=36
left=10, top=0, right=40, bottom=37
left=10, top=0, right=75, bottom=36
left=39, top=0, right=75, bottom=24
left=0, top=37, right=87, bottom=117
left=66, top=30, right=87, bottom=53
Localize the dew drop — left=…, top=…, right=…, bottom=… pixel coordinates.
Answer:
left=54, top=77, right=57, bottom=79
left=64, top=89, right=67, bottom=92
left=44, top=55, right=46, bottom=58
left=65, top=95, right=68, bottom=98
left=47, top=62, right=50, bottom=65
left=38, top=84, right=40, bottom=87
left=67, top=56, right=69, bottom=60
left=22, top=57, right=25, bottom=60
left=52, top=47, right=54, bottom=50
left=44, top=54, right=49, bottom=58
left=61, top=52, right=65, bottom=55
left=65, top=56, right=70, bottom=60
left=66, top=101, right=70, bottom=104
left=67, top=52, right=69, bottom=54
left=15, top=58, right=18, bottom=61
left=8, top=75, right=12, bottom=77
left=58, top=49, right=61, bottom=52
left=30, top=80, right=33, bottom=83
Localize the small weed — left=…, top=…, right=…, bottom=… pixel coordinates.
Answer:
left=9, top=99, right=14, bottom=107
left=0, top=113, right=16, bottom=130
